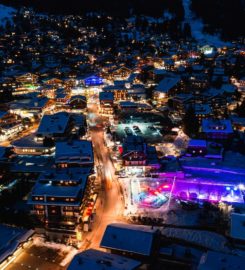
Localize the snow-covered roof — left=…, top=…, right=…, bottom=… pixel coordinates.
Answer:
left=161, top=228, right=229, bottom=252
left=0, top=224, right=34, bottom=263
left=67, top=249, right=141, bottom=270
left=194, top=104, right=212, bottom=115
left=99, top=91, right=114, bottom=101
left=29, top=168, right=89, bottom=203
left=230, top=213, right=245, bottom=241
left=100, top=223, right=156, bottom=256
left=198, top=251, right=245, bottom=270
left=37, top=112, right=70, bottom=135
left=55, top=140, right=93, bottom=165
left=155, top=76, right=181, bottom=93
left=202, top=119, right=233, bottom=134
left=188, top=139, right=207, bottom=148
left=12, top=134, right=51, bottom=149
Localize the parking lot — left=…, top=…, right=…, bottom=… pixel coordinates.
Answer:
left=116, top=112, right=173, bottom=143
left=117, top=122, right=163, bottom=143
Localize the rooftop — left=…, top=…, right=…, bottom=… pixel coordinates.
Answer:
left=0, top=224, right=34, bottom=264
left=37, top=112, right=70, bottom=135
left=30, top=168, right=89, bottom=203
left=155, top=76, right=181, bottom=93
left=55, top=140, right=94, bottom=165
left=99, top=91, right=114, bottom=101
left=202, top=119, right=233, bottom=134
left=198, top=251, right=245, bottom=270
left=230, top=213, right=245, bottom=241
left=100, top=223, right=156, bottom=256
left=67, top=249, right=141, bottom=270
left=188, top=139, right=207, bottom=148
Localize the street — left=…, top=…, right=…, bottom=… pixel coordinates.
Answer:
left=2, top=101, right=126, bottom=270
left=83, top=102, right=125, bottom=250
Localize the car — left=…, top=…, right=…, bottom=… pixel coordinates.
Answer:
left=124, top=127, right=133, bottom=135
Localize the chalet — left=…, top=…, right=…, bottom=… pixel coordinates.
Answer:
left=12, top=134, right=55, bottom=156
left=103, top=85, right=127, bottom=101
left=100, top=223, right=158, bottom=260
left=122, top=136, right=159, bottom=174
left=154, top=76, right=181, bottom=105
left=36, top=112, right=72, bottom=142
left=28, top=168, right=92, bottom=245
left=193, top=104, right=213, bottom=123
left=55, top=140, right=94, bottom=169
left=171, top=94, right=193, bottom=115
left=67, top=249, right=142, bottom=270
left=99, top=92, right=114, bottom=114
left=69, top=95, right=87, bottom=110
left=201, top=119, right=233, bottom=140
left=187, top=139, right=207, bottom=156
left=13, top=73, right=39, bottom=96
left=55, top=88, right=70, bottom=106
left=9, top=96, right=50, bottom=118
left=109, top=66, right=132, bottom=81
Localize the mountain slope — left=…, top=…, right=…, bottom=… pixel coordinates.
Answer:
left=182, top=0, right=231, bottom=46
left=0, top=4, right=15, bottom=26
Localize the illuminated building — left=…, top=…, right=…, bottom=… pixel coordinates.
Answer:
left=28, top=168, right=93, bottom=245
left=83, top=75, right=104, bottom=87
left=36, top=112, right=72, bottom=142
left=67, top=249, right=142, bottom=270
left=55, top=140, right=94, bottom=169
left=153, top=76, right=181, bottom=105
left=187, top=139, right=207, bottom=156
left=69, top=95, right=87, bottom=110
left=12, top=134, right=55, bottom=156
left=122, top=136, right=159, bottom=174
left=99, top=92, right=114, bottom=114
left=13, top=73, right=39, bottom=96
left=103, top=85, right=127, bottom=101
left=201, top=119, right=233, bottom=140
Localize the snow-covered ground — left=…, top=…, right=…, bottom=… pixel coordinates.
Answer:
left=182, top=0, right=231, bottom=47
left=0, top=4, right=16, bottom=26
left=161, top=227, right=230, bottom=252
left=33, top=236, right=78, bottom=267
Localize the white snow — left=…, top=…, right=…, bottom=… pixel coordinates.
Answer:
left=182, top=0, right=231, bottom=47
left=33, top=236, right=78, bottom=267
left=162, top=227, right=230, bottom=252
left=0, top=4, right=16, bottom=26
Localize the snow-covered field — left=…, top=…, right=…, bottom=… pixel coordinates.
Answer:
left=0, top=4, right=16, bottom=26
left=182, top=0, right=231, bottom=47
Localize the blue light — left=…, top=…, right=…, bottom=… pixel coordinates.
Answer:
left=85, top=76, right=103, bottom=86
left=226, top=187, right=231, bottom=191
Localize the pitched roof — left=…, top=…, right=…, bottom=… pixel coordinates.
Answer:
left=100, top=223, right=156, bottom=256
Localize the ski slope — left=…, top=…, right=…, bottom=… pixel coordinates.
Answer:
left=182, top=0, right=231, bottom=47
